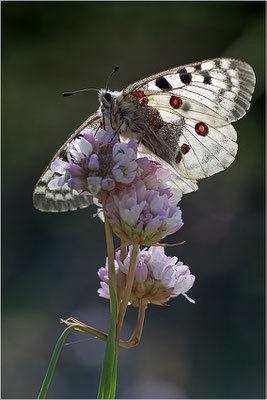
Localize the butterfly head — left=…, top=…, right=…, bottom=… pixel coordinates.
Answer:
left=99, top=89, right=113, bottom=108
left=98, top=89, right=123, bottom=130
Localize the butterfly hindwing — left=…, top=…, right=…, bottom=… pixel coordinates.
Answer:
left=134, top=142, right=199, bottom=194
left=175, top=119, right=238, bottom=180
left=33, top=113, right=101, bottom=212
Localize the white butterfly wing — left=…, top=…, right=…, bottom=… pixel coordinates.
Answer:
left=136, top=142, right=199, bottom=194
left=154, top=105, right=238, bottom=180
left=177, top=119, right=237, bottom=180
left=125, top=58, right=255, bottom=181
left=33, top=113, right=101, bottom=212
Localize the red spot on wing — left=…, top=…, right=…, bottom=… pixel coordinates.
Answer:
left=170, top=96, right=182, bottom=109
left=151, top=107, right=158, bottom=115
left=181, top=144, right=190, bottom=154
left=131, top=90, right=148, bottom=107
left=149, top=107, right=161, bottom=129
left=140, top=97, right=148, bottom=106
left=176, top=151, right=182, bottom=163
left=100, top=121, right=103, bottom=129
left=150, top=119, right=161, bottom=129
left=195, top=122, right=208, bottom=136
left=131, top=90, right=144, bottom=99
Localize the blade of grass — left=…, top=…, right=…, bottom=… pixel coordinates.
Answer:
left=38, top=326, right=76, bottom=399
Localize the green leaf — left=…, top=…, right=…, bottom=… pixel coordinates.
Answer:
left=38, top=326, right=75, bottom=399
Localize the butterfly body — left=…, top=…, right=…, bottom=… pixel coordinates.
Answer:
left=99, top=88, right=179, bottom=165
left=99, top=89, right=147, bottom=140
left=33, top=58, right=255, bottom=212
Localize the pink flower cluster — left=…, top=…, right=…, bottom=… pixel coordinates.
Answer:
left=103, top=154, right=183, bottom=244
left=49, top=127, right=184, bottom=244
left=48, top=127, right=195, bottom=307
left=48, top=127, right=139, bottom=196
left=105, top=180, right=183, bottom=245
left=98, top=246, right=195, bottom=306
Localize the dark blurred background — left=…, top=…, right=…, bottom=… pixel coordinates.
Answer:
left=2, top=2, right=265, bottom=399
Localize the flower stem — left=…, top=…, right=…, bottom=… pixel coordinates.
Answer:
left=38, top=326, right=76, bottom=399
left=102, top=192, right=118, bottom=308
left=97, top=192, right=118, bottom=399
left=116, top=243, right=140, bottom=343
left=117, top=241, right=127, bottom=306
left=136, top=298, right=148, bottom=340
left=109, top=348, right=118, bottom=399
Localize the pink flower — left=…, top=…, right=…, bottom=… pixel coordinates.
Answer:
left=97, top=258, right=119, bottom=300
left=97, top=246, right=195, bottom=306
left=112, top=141, right=138, bottom=184
left=48, top=129, right=139, bottom=197
left=104, top=179, right=183, bottom=245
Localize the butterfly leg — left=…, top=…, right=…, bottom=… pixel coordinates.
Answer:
left=108, top=120, right=125, bottom=142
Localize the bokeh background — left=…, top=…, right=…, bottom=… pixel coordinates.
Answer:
left=2, top=2, right=265, bottom=399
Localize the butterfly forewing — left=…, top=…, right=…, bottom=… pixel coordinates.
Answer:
left=126, top=58, right=255, bottom=181
left=125, top=58, right=255, bottom=125
left=33, top=113, right=101, bottom=212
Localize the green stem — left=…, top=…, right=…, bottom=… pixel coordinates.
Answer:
left=109, top=348, right=118, bottom=399
left=97, top=282, right=117, bottom=399
left=117, top=241, right=127, bottom=306
left=97, top=193, right=118, bottom=399
left=116, top=243, right=140, bottom=343
left=135, top=299, right=147, bottom=341
left=38, top=326, right=75, bottom=399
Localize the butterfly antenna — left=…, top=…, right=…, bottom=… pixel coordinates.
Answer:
left=105, top=65, right=119, bottom=90
left=62, top=87, right=99, bottom=96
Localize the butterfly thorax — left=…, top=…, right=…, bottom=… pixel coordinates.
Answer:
left=98, top=88, right=178, bottom=164
left=101, top=89, right=186, bottom=170
left=99, top=89, right=150, bottom=140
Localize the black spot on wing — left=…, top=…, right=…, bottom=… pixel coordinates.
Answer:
left=37, top=180, right=49, bottom=187
left=155, top=77, right=172, bottom=90
left=178, top=68, right=192, bottom=85
left=203, top=72, right=212, bottom=84
left=195, top=64, right=202, bottom=71
left=58, top=148, right=68, bottom=162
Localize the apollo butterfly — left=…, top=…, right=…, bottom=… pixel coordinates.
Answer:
left=33, top=58, right=256, bottom=212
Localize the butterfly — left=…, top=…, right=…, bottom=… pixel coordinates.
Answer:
left=33, top=57, right=256, bottom=212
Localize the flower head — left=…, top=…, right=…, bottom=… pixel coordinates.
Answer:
left=104, top=179, right=183, bottom=245
left=48, top=128, right=139, bottom=197
left=97, top=246, right=195, bottom=306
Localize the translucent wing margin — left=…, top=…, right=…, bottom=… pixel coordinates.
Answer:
left=33, top=113, right=101, bottom=212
